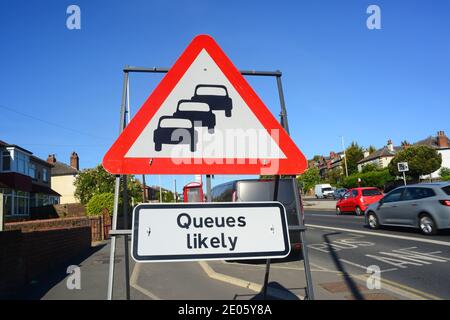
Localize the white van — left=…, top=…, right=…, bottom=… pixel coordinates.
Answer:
left=315, top=184, right=334, bottom=199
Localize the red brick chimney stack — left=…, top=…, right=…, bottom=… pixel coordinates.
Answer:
left=47, top=154, right=56, bottom=164
left=437, top=131, right=449, bottom=148
left=70, top=152, right=79, bottom=170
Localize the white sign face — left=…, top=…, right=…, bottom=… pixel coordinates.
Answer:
left=131, top=202, right=290, bottom=262
left=398, top=162, right=409, bottom=172
left=125, top=49, right=285, bottom=160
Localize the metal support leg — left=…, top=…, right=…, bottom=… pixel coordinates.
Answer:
left=263, top=175, right=280, bottom=299
left=122, top=175, right=131, bottom=300
left=206, top=175, right=212, bottom=202
left=107, top=176, right=121, bottom=300
left=299, top=231, right=315, bottom=300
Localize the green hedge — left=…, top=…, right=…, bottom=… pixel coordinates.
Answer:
left=342, top=169, right=394, bottom=190
left=86, top=192, right=114, bottom=216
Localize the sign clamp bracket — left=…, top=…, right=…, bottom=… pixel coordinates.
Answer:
left=106, top=65, right=314, bottom=301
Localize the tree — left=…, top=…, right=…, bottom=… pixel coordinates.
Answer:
left=367, top=145, right=377, bottom=154
left=342, top=169, right=394, bottom=190
left=297, top=167, right=321, bottom=194
left=440, top=167, right=450, bottom=181
left=327, top=167, right=343, bottom=186
left=388, top=146, right=442, bottom=181
left=74, top=164, right=142, bottom=205
left=155, top=190, right=175, bottom=202
left=361, top=163, right=379, bottom=173
left=345, top=142, right=364, bottom=175
left=86, top=193, right=114, bottom=216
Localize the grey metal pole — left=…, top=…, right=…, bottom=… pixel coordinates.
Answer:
left=122, top=175, right=130, bottom=300
left=142, top=175, right=147, bottom=202
left=206, top=175, right=212, bottom=202
left=107, top=175, right=122, bottom=300
left=107, top=70, right=130, bottom=300
left=174, top=179, right=177, bottom=203
left=123, top=66, right=282, bottom=77
left=403, top=172, right=407, bottom=186
left=263, top=175, right=280, bottom=299
left=276, top=74, right=290, bottom=135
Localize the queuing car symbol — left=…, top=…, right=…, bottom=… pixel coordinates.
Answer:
left=173, top=100, right=216, bottom=133
left=191, top=84, right=233, bottom=117
left=153, top=116, right=198, bottom=152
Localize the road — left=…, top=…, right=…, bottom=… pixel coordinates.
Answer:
left=304, top=210, right=450, bottom=299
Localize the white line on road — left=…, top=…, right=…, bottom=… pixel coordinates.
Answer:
left=306, top=224, right=450, bottom=247
left=339, top=258, right=398, bottom=273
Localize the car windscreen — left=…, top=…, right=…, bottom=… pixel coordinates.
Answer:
left=362, top=189, right=382, bottom=196
left=178, top=102, right=210, bottom=112
left=160, top=118, right=192, bottom=128
left=237, top=180, right=295, bottom=206
left=322, top=188, right=332, bottom=192
left=196, top=86, right=227, bottom=96
left=442, top=186, right=450, bottom=196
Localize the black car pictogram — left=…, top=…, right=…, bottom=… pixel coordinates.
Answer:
left=173, top=100, right=216, bottom=133
left=153, top=116, right=198, bottom=152
left=190, top=84, right=233, bottom=117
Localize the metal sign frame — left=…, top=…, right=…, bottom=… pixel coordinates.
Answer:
left=106, top=65, right=315, bottom=300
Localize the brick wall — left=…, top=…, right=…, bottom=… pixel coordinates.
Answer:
left=0, top=218, right=91, bottom=298
left=29, top=203, right=86, bottom=220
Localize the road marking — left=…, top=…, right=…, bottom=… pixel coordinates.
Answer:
left=306, top=224, right=450, bottom=247
left=130, top=263, right=161, bottom=300
left=339, top=258, right=398, bottom=273
left=198, top=261, right=305, bottom=300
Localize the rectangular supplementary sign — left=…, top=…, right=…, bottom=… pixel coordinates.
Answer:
left=131, top=202, right=290, bottom=262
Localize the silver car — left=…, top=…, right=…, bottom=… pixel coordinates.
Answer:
left=365, top=182, right=450, bottom=235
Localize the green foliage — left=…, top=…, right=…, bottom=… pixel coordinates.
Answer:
left=367, top=145, right=377, bottom=154
left=74, top=164, right=143, bottom=205
left=156, top=190, right=175, bottom=202
left=297, top=168, right=321, bottom=194
left=361, top=163, right=380, bottom=173
left=345, top=142, right=364, bottom=175
left=440, top=167, right=450, bottom=181
left=327, top=167, right=343, bottom=186
left=86, top=193, right=114, bottom=216
left=388, top=146, right=442, bottom=180
left=342, top=169, right=394, bottom=190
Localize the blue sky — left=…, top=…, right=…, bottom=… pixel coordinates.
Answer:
left=1, top=0, right=449, bottom=191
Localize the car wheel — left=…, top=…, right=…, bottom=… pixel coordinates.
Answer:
left=208, top=127, right=214, bottom=134
left=336, top=207, right=341, bottom=215
left=355, top=206, right=363, bottom=216
left=367, top=212, right=379, bottom=229
left=155, top=143, right=162, bottom=152
left=225, top=110, right=232, bottom=117
left=419, top=214, right=437, bottom=235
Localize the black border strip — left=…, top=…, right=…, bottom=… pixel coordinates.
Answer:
left=131, top=202, right=290, bottom=262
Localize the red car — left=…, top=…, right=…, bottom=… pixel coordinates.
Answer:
left=336, top=187, right=384, bottom=216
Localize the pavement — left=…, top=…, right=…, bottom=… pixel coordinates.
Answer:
left=16, top=208, right=450, bottom=300
left=303, top=197, right=337, bottom=211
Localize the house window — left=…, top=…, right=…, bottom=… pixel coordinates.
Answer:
left=1, top=189, right=29, bottom=216
left=29, top=163, right=36, bottom=179
left=43, top=168, right=48, bottom=182
left=0, top=188, right=13, bottom=216
left=16, top=152, right=28, bottom=175
left=2, top=151, right=11, bottom=171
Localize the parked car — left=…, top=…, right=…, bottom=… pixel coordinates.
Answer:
left=336, top=187, right=384, bottom=216
left=211, top=178, right=304, bottom=251
left=190, top=84, right=233, bottom=117
left=173, top=100, right=216, bottom=133
left=153, top=116, right=197, bottom=152
left=365, top=182, right=450, bottom=235
left=315, top=184, right=334, bottom=199
left=333, top=188, right=348, bottom=200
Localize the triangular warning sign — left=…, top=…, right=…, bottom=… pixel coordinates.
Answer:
left=102, top=35, right=307, bottom=175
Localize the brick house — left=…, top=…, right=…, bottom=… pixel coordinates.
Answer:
left=47, top=152, right=80, bottom=204
left=357, top=131, right=450, bottom=178
left=0, top=140, right=60, bottom=218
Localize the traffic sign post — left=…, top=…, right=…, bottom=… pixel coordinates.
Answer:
left=132, top=202, right=290, bottom=262
left=105, top=35, right=314, bottom=300
left=398, top=162, right=409, bottom=186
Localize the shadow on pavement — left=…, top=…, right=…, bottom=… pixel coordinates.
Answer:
left=323, top=232, right=364, bottom=300
left=233, top=281, right=302, bottom=300
left=11, top=243, right=107, bottom=300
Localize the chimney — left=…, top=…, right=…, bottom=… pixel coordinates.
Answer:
left=387, top=139, right=394, bottom=152
left=437, top=131, right=449, bottom=148
left=47, top=154, right=56, bottom=164
left=330, top=151, right=336, bottom=159
left=70, top=152, right=79, bottom=170
left=363, top=150, right=369, bottom=158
